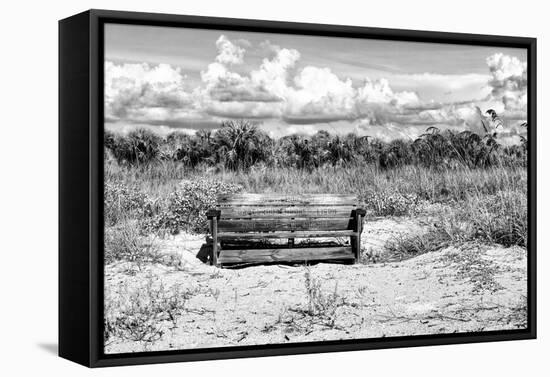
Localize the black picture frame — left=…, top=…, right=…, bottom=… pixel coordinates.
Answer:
left=59, top=9, right=537, bottom=368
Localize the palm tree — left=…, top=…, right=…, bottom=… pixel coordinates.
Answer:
left=213, top=120, right=270, bottom=170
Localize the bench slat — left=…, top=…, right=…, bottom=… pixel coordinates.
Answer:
left=218, top=193, right=356, bottom=200
left=218, top=202, right=357, bottom=207
left=217, top=246, right=354, bottom=264
left=218, top=230, right=357, bottom=239
left=219, top=207, right=355, bottom=219
left=217, top=194, right=358, bottom=206
left=218, top=218, right=353, bottom=232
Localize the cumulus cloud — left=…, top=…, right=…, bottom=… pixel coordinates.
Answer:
left=251, top=45, right=301, bottom=99
left=379, top=54, right=528, bottom=133
left=284, top=66, right=356, bottom=121
left=105, top=61, right=194, bottom=121
left=357, top=78, right=419, bottom=106
left=106, top=35, right=527, bottom=141
left=214, top=35, right=246, bottom=65
left=486, top=53, right=528, bottom=112
left=391, top=73, right=492, bottom=103
left=199, top=38, right=299, bottom=118
left=199, top=36, right=422, bottom=124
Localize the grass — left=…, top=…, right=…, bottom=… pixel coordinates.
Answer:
left=274, top=267, right=347, bottom=332
left=104, top=274, right=197, bottom=345
left=105, top=161, right=527, bottom=201
left=383, top=186, right=527, bottom=261
left=105, top=159, right=525, bottom=199
left=384, top=227, right=455, bottom=262
left=102, top=134, right=528, bottom=350
left=443, top=244, right=505, bottom=294
left=105, top=158, right=527, bottom=249
left=303, top=267, right=344, bottom=327
left=104, top=220, right=161, bottom=267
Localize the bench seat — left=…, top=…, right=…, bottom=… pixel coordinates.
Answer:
left=217, top=230, right=358, bottom=239
left=217, top=246, right=355, bottom=264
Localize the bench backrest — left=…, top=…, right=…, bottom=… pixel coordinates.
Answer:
left=215, top=194, right=359, bottom=233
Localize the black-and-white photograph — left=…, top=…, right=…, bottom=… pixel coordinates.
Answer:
left=103, top=23, right=529, bottom=354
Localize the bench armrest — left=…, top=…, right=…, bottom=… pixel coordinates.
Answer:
left=356, top=208, right=366, bottom=217
left=206, top=209, right=221, bottom=219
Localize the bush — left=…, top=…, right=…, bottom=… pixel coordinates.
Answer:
left=104, top=221, right=160, bottom=266
left=363, top=190, right=417, bottom=216
left=303, top=267, right=344, bottom=327
left=105, top=128, right=162, bottom=165
left=384, top=227, right=455, bottom=261
left=104, top=182, right=156, bottom=226
left=466, top=190, right=527, bottom=247
left=144, top=179, right=242, bottom=235
left=104, top=125, right=526, bottom=172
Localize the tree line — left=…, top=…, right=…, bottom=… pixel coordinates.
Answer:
left=104, top=120, right=527, bottom=170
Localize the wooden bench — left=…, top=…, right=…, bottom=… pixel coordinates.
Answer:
left=206, top=194, right=366, bottom=267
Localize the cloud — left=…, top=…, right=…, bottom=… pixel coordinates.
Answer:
left=106, top=35, right=527, bottom=142
left=201, top=62, right=281, bottom=103
left=284, top=66, right=356, bottom=121
left=204, top=100, right=283, bottom=119
left=357, top=78, right=419, bottom=106
left=199, top=36, right=420, bottom=123
left=486, top=53, right=528, bottom=112
left=391, top=73, right=492, bottom=103
left=214, top=35, right=246, bottom=65
left=105, top=61, right=195, bottom=121
left=199, top=38, right=298, bottom=118
left=251, top=44, right=301, bottom=99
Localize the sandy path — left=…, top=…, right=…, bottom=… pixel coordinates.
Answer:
left=104, top=217, right=527, bottom=354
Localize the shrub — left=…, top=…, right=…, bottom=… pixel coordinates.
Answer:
left=363, top=189, right=417, bottom=216
left=303, top=267, right=344, bottom=327
left=144, top=179, right=242, bottom=235
left=105, top=124, right=526, bottom=172
left=104, top=182, right=156, bottom=226
left=104, top=221, right=160, bottom=266
left=384, top=227, right=455, bottom=261
left=105, top=128, right=162, bottom=165
left=466, top=190, right=527, bottom=247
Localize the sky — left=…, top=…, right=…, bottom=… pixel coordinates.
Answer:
left=104, top=23, right=528, bottom=142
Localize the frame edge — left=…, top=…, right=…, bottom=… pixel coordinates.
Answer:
left=59, top=10, right=93, bottom=367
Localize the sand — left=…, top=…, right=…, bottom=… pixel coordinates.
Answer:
left=104, top=216, right=527, bottom=354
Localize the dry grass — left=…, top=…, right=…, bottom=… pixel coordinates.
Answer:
left=104, top=220, right=161, bottom=267
left=104, top=274, right=199, bottom=346
left=105, top=159, right=527, bottom=248
left=384, top=227, right=455, bottom=262
left=105, top=159, right=525, bottom=199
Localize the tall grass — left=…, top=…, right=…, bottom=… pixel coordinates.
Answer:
left=106, top=159, right=525, bottom=200
left=105, top=159, right=527, bottom=247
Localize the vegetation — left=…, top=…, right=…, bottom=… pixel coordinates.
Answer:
left=384, top=227, right=455, bottom=262
left=105, top=120, right=527, bottom=170
left=141, top=179, right=242, bottom=235
left=104, top=275, right=199, bottom=345
left=103, top=118, right=528, bottom=352
left=104, top=221, right=160, bottom=266
left=303, top=267, right=344, bottom=327
left=104, top=119, right=528, bottom=248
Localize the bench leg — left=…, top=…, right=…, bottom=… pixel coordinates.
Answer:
left=210, top=217, right=219, bottom=267
left=354, top=213, right=362, bottom=263
left=288, top=238, right=295, bottom=248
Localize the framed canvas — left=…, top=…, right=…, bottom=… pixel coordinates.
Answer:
left=59, top=9, right=537, bottom=367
